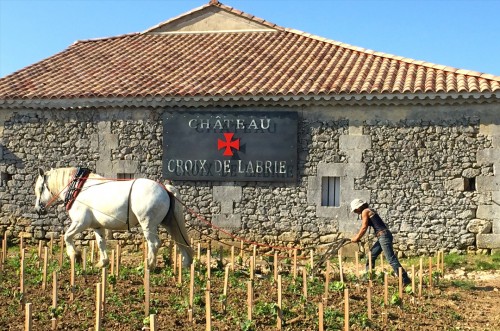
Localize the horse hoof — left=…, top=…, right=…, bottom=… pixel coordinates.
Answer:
left=96, top=259, right=109, bottom=268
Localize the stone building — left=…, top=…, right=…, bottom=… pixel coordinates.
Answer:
left=1, top=1, right=500, bottom=255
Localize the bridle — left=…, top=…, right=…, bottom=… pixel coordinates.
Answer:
left=37, top=174, right=55, bottom=215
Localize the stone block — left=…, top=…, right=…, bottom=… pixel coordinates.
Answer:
left=339, top=135, right=371, bottom=151
left=476, top=176, right=500, bottom=191
left=212, top=214, right=241, bottom=230
left=477, top=233, right=500, bottom=249
left=476, top=204, right=500, bottom=221
left=466, top=219, right=492, bottom=234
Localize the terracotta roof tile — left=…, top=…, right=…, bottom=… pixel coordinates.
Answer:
left=1, top=6, right=500, bottom=100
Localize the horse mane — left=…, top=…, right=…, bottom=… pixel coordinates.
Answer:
left=46, top=167, right=101, bottom=195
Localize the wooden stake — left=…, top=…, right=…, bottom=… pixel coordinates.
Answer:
left=418, top=257, right=423, bottom=298
left=206, top=249, right=211, bottom=285
left=247, top=281, right=253, bottom=321
left=82, top=247, right=87, bottom=272
left=101, top=268, right=107, bottom=314
left=116, top=242, right=121, bottom=278
left=173, top=245, right=177, bottom=276
left=398, top=267, right=403, bottom=299
left=42, top=247, right=48, bottom=290
left=249, top=256, right=254, bottom=281
left=70, top=255, right=75, bottom=301
left=441, top=250, right=445, bottom=276
left=223, top=265, right=229, bottom=313
left=367, top=280, right=372, bottom=320
left=368, top=251, right=372, bottom=279
left=240, top=240, right=244, bottom=258
left=150, top=314, right=157, bottom=331
left=411, top=265, right=416, bottom=294
left=205, top=288, right=211, bottom=331
left=384, top=273, right=388, bottom=306
left=344, top=288, right=349, bottom=331
left=293, top=248, right=297, bottom=278
left=25, top=302, right=32, bottom=331
left=324, top=261, right=330, bottom=304
left=52, top=271, right=57, bottom=330
left=355, top=251, right=359, bottom=278
left=338, top=252, right=344, bottom=283
left=318, top=302, right=324, bottom=331
left=274, top=251, right=278, bottom=281
left=110, top=250, right=115, bottom=277
left=49, top=233, right=53, bottom=255
left=20, top=248, right=25, bottom=298
left=59, top=236, right=64, bottom=267
left=302, top=268, right=308, bottom=299
left=310, top=250, right=314, bottom=271
left=90, top=241, right=95, bottom=266
left=189, top=262, right=195, bottom=322
left=144, top=264, right=150, bottom=316
left=277, top=274, right=282, bottom=330
left=95, top=283, right=102, bottom=331
left=230, top=246, right=235, bottom=271
left=197, top=242, right=201, bottom=261
left=37, top=240, right=43, bottom=268
left=428, top=256, right=433, bottom=288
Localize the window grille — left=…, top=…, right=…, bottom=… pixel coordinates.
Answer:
left=321, top=176, right=340, bottom=207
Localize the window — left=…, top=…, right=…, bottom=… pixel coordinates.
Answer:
left=117, top=173, right=135, bottom=180
left=464, top=177, right=476, bottom=192
left=321, top=176, right=340, bottom=207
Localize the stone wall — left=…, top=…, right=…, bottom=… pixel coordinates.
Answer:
left=0, top=105, right=496, bottom=255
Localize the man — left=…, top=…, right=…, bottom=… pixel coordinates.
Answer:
left=350, top=198, right=411, bottom=286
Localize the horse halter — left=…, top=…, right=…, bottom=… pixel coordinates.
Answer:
left=36, top=174, right=51, bottom=215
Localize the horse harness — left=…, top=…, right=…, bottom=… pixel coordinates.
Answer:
left=64, top=167, right=92, bottom=211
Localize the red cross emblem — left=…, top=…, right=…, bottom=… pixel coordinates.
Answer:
left=218, top=132, right=240, bottom=156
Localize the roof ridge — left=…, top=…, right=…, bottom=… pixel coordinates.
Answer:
left=73, top=32, right=141, bottom=44
left=283, top=27, right=500, bottom=81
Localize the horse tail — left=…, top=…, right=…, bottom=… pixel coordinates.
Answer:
left=162, top=184, right=193, bottom=266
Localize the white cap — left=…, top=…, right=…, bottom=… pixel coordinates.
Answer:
left=350, top=199, right=366, bottom=212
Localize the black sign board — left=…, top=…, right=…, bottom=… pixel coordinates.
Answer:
left=163, top=111, right=298, bottom=182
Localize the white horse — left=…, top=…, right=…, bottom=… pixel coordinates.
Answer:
left=34, top=167, right=193, bottom=269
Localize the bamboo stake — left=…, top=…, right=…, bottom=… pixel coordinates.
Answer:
left=51, top=271, right=57, bottom=330
left=150, top=314, right=157, bottom=331
left=205, top=288, right=211, bottom=331
left=25, top=302, right=32, bottom=331
left=277, top=274, right=282, bottom=330
left=70, top=255, right=75, bottom=301
left=247, top=281, right=253, bottom=321
left=144, top=264, right=150, bottom=316
left=189, top=262, right=195, bottom=322
left=318, top=302, right=324, bottom=331
left=344, top=289, right=349, bottom=331
left=42, top=247, right=48, bottom=290
left=95, top=283, right=102, bottom=331
left=367, top=280, right=372, bottom=320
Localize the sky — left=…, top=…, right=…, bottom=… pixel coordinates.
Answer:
left=1, top=0, right=499, bottom=78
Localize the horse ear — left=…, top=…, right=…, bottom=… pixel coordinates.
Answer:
left=38, top=168, right=45, bottom=177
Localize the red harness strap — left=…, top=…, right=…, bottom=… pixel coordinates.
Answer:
left=64, top=167, right=91, bottom=211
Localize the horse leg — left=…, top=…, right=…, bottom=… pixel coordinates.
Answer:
left=64, top=220, right=88, bottom=263
left=141, top=227, right=160, bottom=270
left=93, top=228, right=109, bottom=268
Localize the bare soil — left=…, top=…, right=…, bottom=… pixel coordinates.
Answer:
left=0, top=245, right=499, bottom=331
